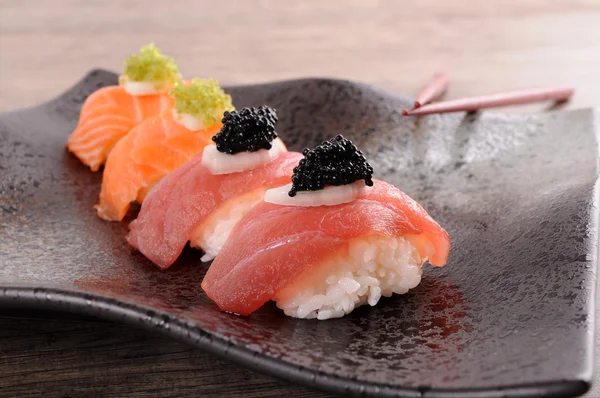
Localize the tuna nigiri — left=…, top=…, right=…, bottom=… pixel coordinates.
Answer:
left=67, top=43, right=181, bottom=171
left=127, top=106, right=303, bottom=268
left=201, top=135, right=451, bottom=319
left=95, top=78, right=234, bottom=221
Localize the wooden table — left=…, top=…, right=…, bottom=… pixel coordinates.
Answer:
left=1, top=1, right=599, bottom=396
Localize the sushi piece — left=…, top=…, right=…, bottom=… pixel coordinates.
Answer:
left=95, top=78, right=234, bottom=221
left=67, top=43, right=181, bottom=171
left=127, top=106, right=303, bottom=268
left=201, top=135, right=451, bottom=319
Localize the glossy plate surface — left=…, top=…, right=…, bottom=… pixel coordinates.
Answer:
left=0, top=70, right=598, bottom=397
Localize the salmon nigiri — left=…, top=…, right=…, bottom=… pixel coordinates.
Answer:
left=127, top=106, right=302, bottom=268
left=95, top=78, right=234, bottom=222
left=67, top=43, right=181, bottom=171
left=202, top=135, right=451, bottom=319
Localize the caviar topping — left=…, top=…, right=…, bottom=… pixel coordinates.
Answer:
left=119, top=43, right=180, bottom=87
left=289, top=135, right=373, bottom=197
left=170, top=78, right=234, bottom=127
left=212, top=106, right=278, bottom=154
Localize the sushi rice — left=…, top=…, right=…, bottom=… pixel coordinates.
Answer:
left=190, top=190, right=265, bottom=262
left=273, top=234, right=423, bottom=320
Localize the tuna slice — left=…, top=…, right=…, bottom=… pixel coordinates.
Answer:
left=127, top=149, right=303, bottom=269
left=201, top=180, right=451, bottom=316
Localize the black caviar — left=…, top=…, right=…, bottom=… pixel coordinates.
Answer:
left=289, top=135, right=374, bottom=197
left=212, top=106, right=278, bottom=154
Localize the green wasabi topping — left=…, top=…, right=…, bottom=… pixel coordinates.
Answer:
left=171, top=78, right=234, bottom=127
left=119, top=43, right=180, bottom=87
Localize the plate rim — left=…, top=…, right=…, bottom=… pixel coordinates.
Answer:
left=0, top=69, right=596, bottom=398
left=0, top=286, right=591, bottom=398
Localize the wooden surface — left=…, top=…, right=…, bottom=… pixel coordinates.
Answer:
left=1, top=1, right=600, bottom=397
left=0, top=313, right=334, bottom=398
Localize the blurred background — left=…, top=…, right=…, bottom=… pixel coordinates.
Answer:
left=1, top=0, right=599, bottom=112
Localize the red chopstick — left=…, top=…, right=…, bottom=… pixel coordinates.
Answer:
left=402, top=85, right=574, bottom=116
left=413, top=72, right=450, bottom=108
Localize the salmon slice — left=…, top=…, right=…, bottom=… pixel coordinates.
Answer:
left=201, top=180, right=451, bottom=316
left=67, top=86, right=174, bottom=171
left=127, top=148, right=302, bottom=269
left=95, top=112, right=219, bottom=222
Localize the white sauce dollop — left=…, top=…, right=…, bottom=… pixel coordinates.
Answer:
left=201, top=139, right=281, bottom=175
left=123, top=81, right=164, bottom=96
left=172, top=109, right=207, bottom=131
left=264, top=181, right=369, bottom=207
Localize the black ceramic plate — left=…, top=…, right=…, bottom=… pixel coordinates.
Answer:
left=0, top=70, right=598, bottom=398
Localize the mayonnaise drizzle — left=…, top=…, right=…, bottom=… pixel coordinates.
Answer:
left=172, top=109, right=207, bottom=131
left=123, top=81, right=165, bottom=96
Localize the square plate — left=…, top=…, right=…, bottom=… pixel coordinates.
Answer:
left=0, top=70, right=598, bottom=397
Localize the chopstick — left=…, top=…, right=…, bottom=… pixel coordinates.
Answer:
left=413, top=72, right=450, bottom=108
left=402, top=85, right=574, bottom=116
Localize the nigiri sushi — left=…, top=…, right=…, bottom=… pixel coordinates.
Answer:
left=67, top=43, right=181, bottom=171
left=127, top=106, right=303, bottom=268
left=201, top=135, right=451, bottom=319
left=95, top=78, right=234, bottom=221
